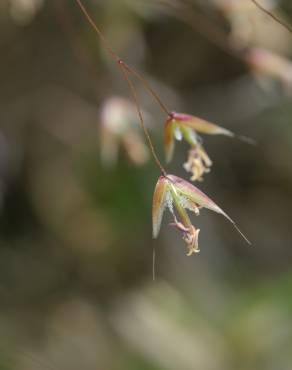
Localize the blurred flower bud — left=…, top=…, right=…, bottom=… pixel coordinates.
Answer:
left=100, top=97, right=149, bottom=167
left=213, top=0, right=288, bottom=51
left=9, top=0, right=44, bottom=25
left=245, top=47, right=292, bottom=91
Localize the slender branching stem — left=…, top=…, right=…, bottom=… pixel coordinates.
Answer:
left=152, top=244, right=156, bottom=281
left=55, top=0, right=100, bottom=88
left=75, top=0, right=171, bottom=116
left=122, top=62, right=171, bottom=116
left=251, top=0, right=292, bottom=35
left=75, top=0, right=169, bottom=175
left=118, top=62, right=167, bottom=176
left=75, top=0, right=119, bottom=61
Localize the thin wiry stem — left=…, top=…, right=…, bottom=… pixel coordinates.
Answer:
left=118, top=62, right=167, bottom=176
left=152, top=244, right=156, bottom=281
left=122, top=63, right=171, bottom=116
left=75, top=0, right=119, bottom=61
left=75, top=0, right=171, bottom=116
left=75, top=0, right=169, bottom=174
left=251, top=0, right=292, bottom=35
left=55, top=0, right=99, bottom=89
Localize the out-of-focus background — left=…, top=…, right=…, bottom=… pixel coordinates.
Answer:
left=1, top=0, right=292, bottom=369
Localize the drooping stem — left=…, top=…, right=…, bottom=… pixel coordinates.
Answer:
left=251, top=0, right=292, bottom=35
left=122, top=62, right=171, bottom=116
left=118, top=61, right=167, bottom=176
left=75, top=0, right=171, bottom=116
left=75, top=0, right=119, bottom=61
left=55, top=0, right=100, bottom=89
left=152, top=244, right=156, bottom=281
left=74, top=0, right=169, bottom=174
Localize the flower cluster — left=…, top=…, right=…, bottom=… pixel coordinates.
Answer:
left=154, top=111, right=250, bottom=254
left=99, top=103, right=249, bottom=255
left=164, top=112, right=234, bottom=182
left=75, top=0, right=251, bottom=256
left=152, top=174, right=249, bottom=256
